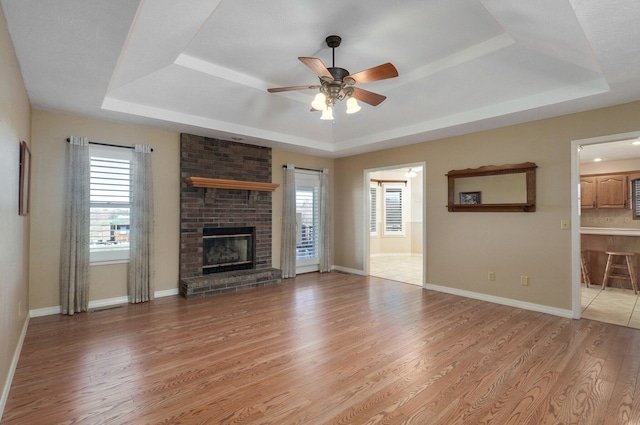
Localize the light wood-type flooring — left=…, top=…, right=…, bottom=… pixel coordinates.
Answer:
left=4, top=271, right=640, bottom=424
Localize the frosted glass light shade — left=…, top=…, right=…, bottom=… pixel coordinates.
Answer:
left=311, top=93, right=327, bottom=111
left=320, top=106, right=334, bottom=120
left=345, top=97, right=361, bottom=114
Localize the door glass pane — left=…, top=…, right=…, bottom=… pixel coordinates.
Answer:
left=296, top=187, right=319, bottom=260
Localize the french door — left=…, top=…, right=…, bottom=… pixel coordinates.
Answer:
left=295, top=170, right=320, bottom=273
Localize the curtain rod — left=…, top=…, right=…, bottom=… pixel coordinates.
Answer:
left=65, top=138, right=153, bottom=152
left=370, top=178, right=407, bottom=186
left=282, top=165, right=323, bottom=173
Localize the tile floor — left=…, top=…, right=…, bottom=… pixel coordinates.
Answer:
left=582, top=284, right=640, bottom=328
left=369, top=254, right=423, bottom=286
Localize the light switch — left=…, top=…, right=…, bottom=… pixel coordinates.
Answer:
left=560, top=219, right=570, bottom=230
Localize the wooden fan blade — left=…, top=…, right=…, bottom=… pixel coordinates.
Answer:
left=351, top=87, right=386, bottom=106
left=298, top=57, right=332, bottom=78
left=267, top=84, right=320, bottom=93
left=347, top=63, right=398, bottom=84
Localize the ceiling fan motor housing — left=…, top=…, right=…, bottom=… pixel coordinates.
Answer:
left=328, top=67, right=350, bottom=81
left=325, top=35, right=342, bottom=48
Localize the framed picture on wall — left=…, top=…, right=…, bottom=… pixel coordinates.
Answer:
left=459, top=191, right=481, bottom=205
left=19, top=140, right=31, bottom=216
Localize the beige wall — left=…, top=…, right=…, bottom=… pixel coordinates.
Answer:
left=271, top=150, right=334, bottom=270
left=0, top=4, right=31, bottom=414
left=29, top=110, right=180, bottom=309
left=334, top=101, right=640, bottom=310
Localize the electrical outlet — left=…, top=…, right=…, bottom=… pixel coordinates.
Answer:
left=521, top=276, right=529, bottom=286
left=488, top=272, right=495, bottom=281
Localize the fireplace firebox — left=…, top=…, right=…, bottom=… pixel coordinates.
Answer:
left=202, top=227, right=255, bottom=274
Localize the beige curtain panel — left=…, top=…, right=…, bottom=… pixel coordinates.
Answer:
left=280, top=164, right=297, bottom=278
left=60, top=136, right=90, bottom=315
left=128, top=144, right=154, bottom=303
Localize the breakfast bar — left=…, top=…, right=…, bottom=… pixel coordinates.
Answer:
left=581, top=227, right=640, bottom=290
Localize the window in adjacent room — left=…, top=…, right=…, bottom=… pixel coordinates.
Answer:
left=89, top=146, right=132, bottom=263
left=634, top=178, right=640, bottom=220
left=383, top=182, right=404, bottom=236
left=370, top=183, right=378, bottom=235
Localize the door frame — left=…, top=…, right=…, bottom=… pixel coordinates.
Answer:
left=571, top=130, right=640, bottom=318
left=363, top=161, right=427, bottom=287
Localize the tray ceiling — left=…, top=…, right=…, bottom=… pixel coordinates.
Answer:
left=2, top=0, right=640, bottom=158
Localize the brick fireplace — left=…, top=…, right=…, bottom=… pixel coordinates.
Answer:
left=179, top=134, right=282, bottom=299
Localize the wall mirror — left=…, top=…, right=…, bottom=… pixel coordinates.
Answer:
left=447, top=162, right=537, bottom=212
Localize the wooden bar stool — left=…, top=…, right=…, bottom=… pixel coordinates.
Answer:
left=602, top=251, right=638, bottom=294
left=580, top=250, right=591, bottom=287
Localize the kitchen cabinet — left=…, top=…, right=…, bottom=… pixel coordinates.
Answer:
left=596, top=174, right=628, bottom=208
left=580, top=176, right=596, bottom=209
left=580, top=173, right=629, bottom=209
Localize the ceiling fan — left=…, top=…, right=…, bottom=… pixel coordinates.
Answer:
left=267, top=35, right=399, bottom=120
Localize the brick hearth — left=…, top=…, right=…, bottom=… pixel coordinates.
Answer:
left=179, top=134, right=282, bottom=298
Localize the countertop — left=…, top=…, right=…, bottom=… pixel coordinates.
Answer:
left=581, top=227, right=640, bottom=236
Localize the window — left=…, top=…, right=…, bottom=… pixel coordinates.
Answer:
left=634, top=179, right=640, bottom=220
left=370, top=184, right=378, bottom=235
left=89, top=146, right=132, bottom=263
left=383, top=183, right=404, bottom=235
left=295, top=170, right=320, bottom=272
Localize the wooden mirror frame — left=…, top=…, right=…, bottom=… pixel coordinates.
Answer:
left=447, top=162, right=537, bottom=212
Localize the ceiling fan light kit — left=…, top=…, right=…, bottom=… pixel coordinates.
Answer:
left=346, top=97, right=361, bottom=114
left=320, top=107, right=334, bottom=120
left=268, top=35, right=398, bottom=120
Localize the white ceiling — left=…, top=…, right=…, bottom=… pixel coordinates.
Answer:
left=579, top=137, right=640, bottom=163
left=3, top=0, right=640, bottom=158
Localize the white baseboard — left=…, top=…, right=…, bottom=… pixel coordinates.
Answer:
left=29, top=287, right=180, bottom=318
left=332, top=265, right=365, bottom=275
left=1, top=314, right=29, bottom=420
left=424, top=283, right=573, bottom=318
left=155, top=288, right=179, bottom=298
left=29, top=305, right=61, bottom=317
left=89, top=296, right=129, bottom=309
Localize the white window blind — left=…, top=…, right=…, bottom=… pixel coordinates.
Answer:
left=89, top=146, right=132, bottom=263
left=295, top=171, right=321, bottom=266
left=370, top=185, right=378, bottom=234
left=296, top=187, right=318, bottom=260
left=634, top=179, right=640, bottom=219
left=383, top=183, right=404, bottom=235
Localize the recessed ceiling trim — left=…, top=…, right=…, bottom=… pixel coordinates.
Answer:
left=386, top=33, right=515, bottom=90
left=175, top=53, right=313, bottom=105
left=338, top=77, right=611, bottom=152
left=101, top=96, right=336, bottom=152
left=175, top=53, right=268, bottom=91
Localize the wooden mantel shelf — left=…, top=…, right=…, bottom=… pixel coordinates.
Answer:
left=185, top=177, right=279, bottom=192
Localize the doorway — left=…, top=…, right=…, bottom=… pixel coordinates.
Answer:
left=572, top=131, right=640, bottom=326
left=365, top=163, right=425, bottom=286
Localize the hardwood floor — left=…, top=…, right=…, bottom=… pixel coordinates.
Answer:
left=4, top=271, right=640, bottom=424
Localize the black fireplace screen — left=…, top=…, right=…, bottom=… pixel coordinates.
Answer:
left=202, top=227, right=255, bottom=274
